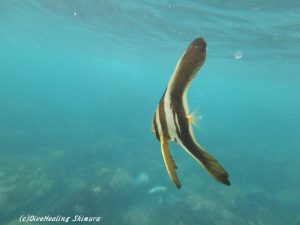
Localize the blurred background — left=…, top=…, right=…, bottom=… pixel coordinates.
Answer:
left=0, top=1, right=299, bottom=224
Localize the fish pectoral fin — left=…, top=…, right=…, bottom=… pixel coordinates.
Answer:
left=161, top=140, right=181, bottom=189
left=187, top=110, right=202, bottom=129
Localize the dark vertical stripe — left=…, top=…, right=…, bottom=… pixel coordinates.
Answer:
left=152, top=112, right=160, bottom=141
left=172, top=109, right=182, bottom=139
left=158, top=92, right=170, bottom=140
left=172, top=99, right=193, bottom=147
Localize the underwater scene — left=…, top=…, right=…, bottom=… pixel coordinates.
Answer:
left=0, top=0, right=300, bottom=225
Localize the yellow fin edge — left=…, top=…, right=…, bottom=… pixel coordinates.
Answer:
left=161, top=140, right=181, bottom=189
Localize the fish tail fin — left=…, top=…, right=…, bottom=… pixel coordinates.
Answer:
left=190, top=144, right=230, bottom=185
left=161, top=140, right=181, bottom=189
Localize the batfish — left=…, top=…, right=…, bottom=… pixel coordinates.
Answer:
left=152, top=37, right=230, bottom=189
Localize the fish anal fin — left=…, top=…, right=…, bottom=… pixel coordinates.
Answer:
left=200, top=149, right=230, bottom=185
left=161, top=140, right=181, bottom=189
left=183, top=143, right=230, bottom=185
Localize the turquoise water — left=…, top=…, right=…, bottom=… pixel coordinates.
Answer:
left=0, top=1, right=300, bottom=224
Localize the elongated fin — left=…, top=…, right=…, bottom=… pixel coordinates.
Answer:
left=167, top=38, right=206, bottom=100
left=183, top=143, right=230, bottom=185
left=161, top=140, right=181, bottom=189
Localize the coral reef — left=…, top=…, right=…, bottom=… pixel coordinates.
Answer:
left=134, top=172, right=150, bottom=186
left=0, top=156, right=53, bottom=223
left=1, top=136, right=298, bottom=225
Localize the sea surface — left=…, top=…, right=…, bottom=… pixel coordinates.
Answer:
left=0, top=1, right=299, bottom=225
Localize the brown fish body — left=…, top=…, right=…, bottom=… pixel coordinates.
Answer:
left=152, top=37, right=230, bottom=189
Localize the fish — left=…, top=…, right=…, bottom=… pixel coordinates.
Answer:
left=151, top=37, right=230, bottom=189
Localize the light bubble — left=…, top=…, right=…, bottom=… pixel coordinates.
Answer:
left=233, top=50, right=243, bottom=60
left=73, top=11, right=77, bottom=16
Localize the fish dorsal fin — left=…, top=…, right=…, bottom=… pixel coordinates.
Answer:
left=167, top=38, right=206, bottom=100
